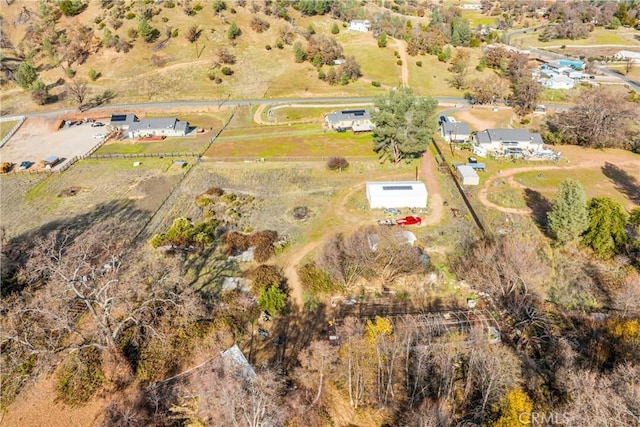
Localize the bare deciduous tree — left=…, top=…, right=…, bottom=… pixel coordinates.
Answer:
left=66, top=77, right=90, bottom=107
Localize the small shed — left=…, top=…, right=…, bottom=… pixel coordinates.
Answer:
left=366, top=181, right=428, bottom=209
left=456, top=165, right=479, bottom=186
left=172, top=160, right=187, bottom=169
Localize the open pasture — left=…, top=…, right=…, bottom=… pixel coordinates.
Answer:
left=205, top=124, right=375, bottom=159
left=0, top=158, right=188, bottom=239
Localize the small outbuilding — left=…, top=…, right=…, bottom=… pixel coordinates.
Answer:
left=366, top=181, right=428, bottom=209
left=348, top=20, right=370, bottom=32
left=456, top=165, right=479, bottom=186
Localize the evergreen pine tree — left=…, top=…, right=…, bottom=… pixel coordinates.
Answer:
left=547, top=179, right=589, bottom=244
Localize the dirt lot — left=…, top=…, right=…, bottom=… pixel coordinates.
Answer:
left=0, top=116, right=111, bottom=169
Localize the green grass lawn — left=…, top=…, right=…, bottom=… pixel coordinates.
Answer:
left=513, top=167, right=637, bottom=209
left=0, top=120, right=19, bottom=142
left=205, top=126, right=375, bottom=158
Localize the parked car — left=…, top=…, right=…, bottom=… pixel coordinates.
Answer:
left=438, top=115, right=448, bottom=125
left=93, top=133, right=105, bottom=139
left=258, top=328, right=270, bottom=338
left=396, top=216, right=422, bottom=226
left=18, top=161, right=32, bottom=170
left=91, top=122, right=105, bottom=127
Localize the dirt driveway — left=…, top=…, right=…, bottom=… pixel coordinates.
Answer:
left=0, top=117, right=108, bottom=169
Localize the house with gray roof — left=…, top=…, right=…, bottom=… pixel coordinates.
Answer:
left=474, top=129, right=544, bottom=153
left=110, top=113, right=190, bottom=138
left=441, top=122, right=471, bottom=142
left=325, top=109, right=373, bottom=132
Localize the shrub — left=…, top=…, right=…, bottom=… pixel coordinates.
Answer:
left=164, top=1, right=175, bottom=7
left=250, top=16, right=270, bottom=33
left=193, top=3, right=203, bottom=11
left=331, top=23, right=339, bottom=34
left=65, top=67, right=76, bottom=78
left=265, top=44, right=272, bottom=50
left=222, top=230, right=279, bottom=262
left=207, top=71, right=216, bottom=81
left=276, top=39, right=284, bottom=49
left=327, top=156, right=349, bottom=171
left=258, top=285, right=287, bottom=314
left=217, top=48, right=236, bottom=64
left=318, top=69, right=326, bottom=80
left=31, top=88, right=50, bottom=105
left=227, top=22, right=241, bottom=40
left=397, top=59, right=403, bottom=65
left=416, top=61, right=422, bottom=67
left=58, top=0, right=84, bottom=16
left=246, top=264, right=286, bottom=294
left=298, top=262, right=342, bottom=295
left=371, top=81, right=381, bottom=87
left=55, top=347, right=104, bottom=405
left=213, top=0, right=226, bottom=12
left=125, top=11, right=135, bottom=19
left=221, top=67, right=234, bottom=76
left=88, top=69, right=100, bottom=81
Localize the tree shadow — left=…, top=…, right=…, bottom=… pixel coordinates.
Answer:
left=602, top=162, right=640, bottom=205
left=524, top=188, right=553, bottom=236
left=1, top=199, right=148, bottom=296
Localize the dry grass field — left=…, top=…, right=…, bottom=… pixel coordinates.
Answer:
left=0, top=158, right=188, bottom=240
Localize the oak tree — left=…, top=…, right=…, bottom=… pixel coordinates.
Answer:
left=371, top=87, right=438, bottom=163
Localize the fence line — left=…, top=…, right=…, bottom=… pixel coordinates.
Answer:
left=431, top=140, right=486, bottom=234
left=0, top=116, right=25, bottom=148
left=204, top=155, right=378, bottom=162
left=88, top=152, right=199, bottom=160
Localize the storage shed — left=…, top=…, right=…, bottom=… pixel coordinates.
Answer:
left=366, top=181, right=428, bottom=209
left=456, top=165, right=479, bottom=186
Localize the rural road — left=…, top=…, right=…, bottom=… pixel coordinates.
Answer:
left=3, top=96, right=474, bottom=120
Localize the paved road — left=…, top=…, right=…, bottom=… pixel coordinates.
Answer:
left=3, top=96, right=474, bottom=120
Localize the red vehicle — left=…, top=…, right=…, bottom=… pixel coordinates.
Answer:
left=395, top=216, right=422, bottom=226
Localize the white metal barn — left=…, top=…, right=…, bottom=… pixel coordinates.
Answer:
left=456, top=165, right=480, bottom=186
left=366, top=181, right=428, bottom=209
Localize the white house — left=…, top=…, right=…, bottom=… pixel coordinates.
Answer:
left=475, top=129, right=544, bottom=153
left=348, top=20, right=370, bottom=32
left=441, top=122, right=471, bottom=142
left=110, top=113, right=190, bottom=138
left=366, top=181, right=428, bottom=209
left=456, top=165, right=479, bottom=186
left=614, top=50, right=640, bottom=63
left=541, top=74, right=575, bottom=89
left=128, top=118, right=190, bottom=138
left=324, top=109, right=373, bottom=132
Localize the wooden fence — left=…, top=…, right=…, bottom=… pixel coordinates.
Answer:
left=0, top=116, right=25, bottom=148
left=204, top=155, right=378, bottom=162
left=88, top=152, right=199, bottom=160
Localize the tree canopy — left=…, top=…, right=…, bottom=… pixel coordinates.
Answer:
left=371, top=88, right=438, bottom=163
left=547, top=88, right=639, bottom=149
left=583, top=197, right=629, bottom=259
left=547, top=179, right=589, bottom=245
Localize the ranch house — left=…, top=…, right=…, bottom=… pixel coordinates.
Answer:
left=324, top=109, right=373, bottom=132
left=474, top=129, right=544, bottom=153
left=109, top=114, right=190, bottom=138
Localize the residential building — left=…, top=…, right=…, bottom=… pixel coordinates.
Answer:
left=614, top=50, right=640, bottom=63
left=541, top=74, right=575, bottom=89
left=348, top=20, right=370, bottom=32
left=109, top=114, right=190, bottom=138
left=441, top=122, right=471, bottom=142
left=474, top=128, right=544, bottom=153
left=324, top=109, right=373, bottom=132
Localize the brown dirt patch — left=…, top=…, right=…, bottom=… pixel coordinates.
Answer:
left=453, top=107, right=515, bottom=131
